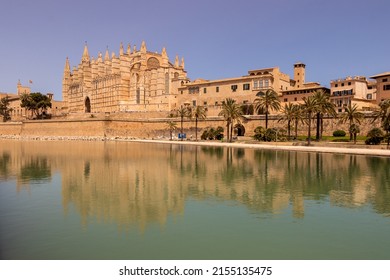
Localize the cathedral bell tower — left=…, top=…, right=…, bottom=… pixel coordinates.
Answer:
left=294, top=62, right=306, bottom=88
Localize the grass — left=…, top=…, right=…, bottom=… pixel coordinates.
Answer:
left=295, top=135, right=367, bottom=143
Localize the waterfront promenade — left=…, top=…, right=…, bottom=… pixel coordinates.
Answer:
left=1, top=135, right=390, bottom=157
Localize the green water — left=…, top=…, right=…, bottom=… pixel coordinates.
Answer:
left=1, top=139, right=390, bottom=260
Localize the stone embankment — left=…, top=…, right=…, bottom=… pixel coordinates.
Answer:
left=0, top=134, right=139, bottom=141
left=2, top=134, right=390, bottom=157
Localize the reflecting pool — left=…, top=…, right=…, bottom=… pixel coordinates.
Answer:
left=1, top=139, right=390, bottom=260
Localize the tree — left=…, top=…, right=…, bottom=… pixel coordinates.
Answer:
left=254, top=89, right=281, bottom=129
left=20, top=92, right=52, bottom=119
left=349, top=123, right=360, bottom=144
left=292, top=104, right=304, bottom=140
left=166, top=121, right=178, bottom=140
left=218, top=98, right=243, bottom=142
left=176, top=106, right=190, bottom=141
left=278, top=102, right=295, bottom=140
left=372, top=99, right=390, bottom=148
left=312, top=89, right=336, bottom=140
left=0, top=96, right=13, bottom=122
left=339, top=103, right=364, bottom=141
left=302, top=95, right=319, bottom=146
left=187, top=105, right=207, bottom=141
left=365, top=127, right=384, bottom=145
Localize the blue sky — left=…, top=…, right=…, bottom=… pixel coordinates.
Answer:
left=0, top=0, right=389, bottom=100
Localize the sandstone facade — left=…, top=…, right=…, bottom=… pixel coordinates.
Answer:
left=62, top=42, right=188, bottom=114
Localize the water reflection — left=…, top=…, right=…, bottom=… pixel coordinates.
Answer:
left=1, top=139, right=390, bottom=230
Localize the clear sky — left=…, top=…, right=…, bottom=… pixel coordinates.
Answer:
left=0, top=0, right=389, bottom=100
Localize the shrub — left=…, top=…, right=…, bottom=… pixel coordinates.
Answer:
left=333, top=130, right=346, bottom=137
left=253, top=126, right=266, bottom=141
left=215, top=126, right=224, bottom=140
left=254, top=127, right=285, bottom=142
left=201, top=127, right=224, bottom=140
left=200, top=130, right=208, bottom=140
left=365, top=128, right=384, bottom=145
left=264, top=128, right=277, bottom=142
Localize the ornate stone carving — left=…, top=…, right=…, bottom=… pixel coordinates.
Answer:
left=147, top=57, right=160, bottom=70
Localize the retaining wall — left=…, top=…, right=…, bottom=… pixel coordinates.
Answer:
left=0, top=115, right=381, bottom=140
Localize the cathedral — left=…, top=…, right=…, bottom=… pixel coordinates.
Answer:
left=62, top=41, right=188, bottom=114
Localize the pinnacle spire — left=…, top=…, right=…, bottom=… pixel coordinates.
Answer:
left=104, top=47, right=110, bottom=61
left=64, top=57, right=71, bottom=72
left=127, top=43, right=131, bottom=55
left=162, top=47, right=167, bottom=58
left=140, top=41, right=147, bottom=53
left=119, top=42, right=124, bottom=56
left=181, top=57, right=185, bottom=69
left=174, top=55, right=179, bottom=67
left=82, top=42, right=90, bottom=62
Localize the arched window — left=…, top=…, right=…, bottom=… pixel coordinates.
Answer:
left=85, top=97, right=91, bottom=113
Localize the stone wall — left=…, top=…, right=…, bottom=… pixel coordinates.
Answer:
left=0, top=122, right=22, bottom=135
left=0, top=114, right=382, bottom=140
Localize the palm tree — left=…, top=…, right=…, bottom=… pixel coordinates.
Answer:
left=188, top=105, right=207, bottom=141
left=372, top=99, right=390, bottom=148
left=302, top=95, right=319, bottom=146
left=278, top=102, right=295, bottom=140
left=349, top=123, right=360, bottom=144
left=176, top=106, right=189, bottom=141
left=292, top=104, right=305, bottom=140
left=254, top=89, right=281, bottom=129
left=339, top=103, right=364, bottom=141
left=312, top=89, right=336, bottom=140
left=218, top=98, right=243, bottom=142
left=166, top=121, right=177, bottom=140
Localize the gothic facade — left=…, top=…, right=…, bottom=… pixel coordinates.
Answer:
left=62, top=41, right=188, bottom=114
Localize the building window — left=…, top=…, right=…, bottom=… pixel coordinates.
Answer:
left=203, top=101, right=207, bottom=106
left=231, top=85, right=238, bottom=92
left=383, top=78, right=388, bottom=82
left=348, top=82, right=351, bottom=85
left=284, top=98, right=288, bottom=102
left=243, top=83, right=250, bottom=90
left=367, top=94, right=372, bottom=100
left=341, top=83, right=344, bottom=86
left=294, top=97, right=297, bottom=101
left=203, top=88, right=207, bottom=94
left=335, top=84, right=338, bottom=87
left=216, top=86, right=219, bottom=93
left=189, top=87, right=199, bottom=94
left=192, top=100, right=197, bottom=106
left=384, top=85, right=390, bottom=91
left=254, top=79, right=270, bottom=89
